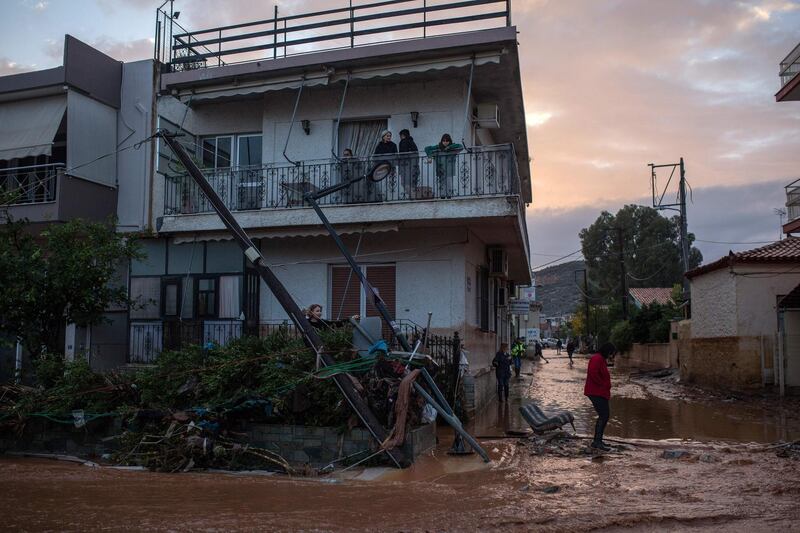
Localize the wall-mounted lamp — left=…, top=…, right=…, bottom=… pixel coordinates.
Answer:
left=410, top=111, right=419, bottom=128
left=301, top=120, right=311, bottom=135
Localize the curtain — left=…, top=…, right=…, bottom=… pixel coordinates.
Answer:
left=218, top=275, right=241, bottom=319
left=338, top=119, right=386, bottom=158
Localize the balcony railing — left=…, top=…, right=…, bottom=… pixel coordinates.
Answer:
left=780, top=41, right=800, bottom=88
left=785, top=178, right=800, bottom=223
left=0, top=163, right=61, bottom=206
left=156, top=0, right=511, bottom=72
left=164, top=144, right=519, bottom=215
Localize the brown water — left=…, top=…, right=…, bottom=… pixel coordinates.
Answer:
left=470, top=353, right=800, bottom=443
left=2, top=353, right=800, bottom=531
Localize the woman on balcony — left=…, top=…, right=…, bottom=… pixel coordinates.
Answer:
left=425, top=133, right=463, bottom=199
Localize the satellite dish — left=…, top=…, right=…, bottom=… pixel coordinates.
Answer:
left=367, top=161, right=393, bottom=182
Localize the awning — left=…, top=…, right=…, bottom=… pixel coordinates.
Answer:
left=171, top=222, right=399, bottom=244
left=0, top=95, right=66, bottom=161
left=186, top=52, right=501, bottom=103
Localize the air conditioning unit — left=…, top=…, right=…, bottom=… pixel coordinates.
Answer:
left=476, top=103, right=500, bottom=129
left=488, top=247, right=508, bottom=278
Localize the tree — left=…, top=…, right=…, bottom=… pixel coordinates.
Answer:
left=0, top=215, right=141, bottom=358
left=579, top=205, right=702, bottom=301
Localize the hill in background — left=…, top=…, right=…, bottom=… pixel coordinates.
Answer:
left=534, top=259, right=585, bottom=318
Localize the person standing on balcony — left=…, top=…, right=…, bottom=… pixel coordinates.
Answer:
left=425, top=133, right=463, bottom=198
left=492, top=342, right=513, bottom=402
left=373, top=130, right=398, bottom=155
left=398, top=129, right=419, bottom=199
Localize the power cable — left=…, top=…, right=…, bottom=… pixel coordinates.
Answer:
left=532, top=249, right=582, bottom=271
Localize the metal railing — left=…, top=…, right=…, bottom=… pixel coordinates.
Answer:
left=0, top=163, right=61, bottom=206
left=780, top=41, right=800, bottom=88
left=156, top=0, right=511, bottom=71
left=164, top=144, right=519, bottom=215
left=786, top=178, right=800, bottom=224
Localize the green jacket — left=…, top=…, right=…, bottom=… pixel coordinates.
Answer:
left=424, top=143, right=464, bottom=178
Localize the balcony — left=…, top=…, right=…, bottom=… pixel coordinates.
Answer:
left=784, top=178, right=800, bottom=234
left=777, top=41, right=800, bottom=102
left=0, top=163, right=60, bottom=206
left=164, top=144, right=519, bottom=215
left=155, top=0, right=511, bottom=72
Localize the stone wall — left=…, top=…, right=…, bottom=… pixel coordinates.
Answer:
left=463, top=367, right=497, bottom=416
left=617, top=343, right=672, bottom=371
left=682, top=336, right=763, bottom=390
left=0, top=419, right=437, bottom=469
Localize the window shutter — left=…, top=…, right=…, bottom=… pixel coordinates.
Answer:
left=330, top=265, right=361, bottom=320
left=366, top=265, right=396, bottom=340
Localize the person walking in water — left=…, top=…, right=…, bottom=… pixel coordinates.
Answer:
left=556, top=338, right=563, bottom=355
left=511, top=338, right=525, bottom=378
left=566, top=338, right=575, bottom=365
left=584, top=342, right=615, bottom=451
left=492, top=343, right=513, bottom=402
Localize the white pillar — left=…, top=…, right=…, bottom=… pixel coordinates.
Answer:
left=15, top=340, right=23, bottom=383
left=65, top=322, right=76, bottom=362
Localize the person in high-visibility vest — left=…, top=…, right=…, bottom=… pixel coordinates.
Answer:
left=511, top=338, right=525, bottom=377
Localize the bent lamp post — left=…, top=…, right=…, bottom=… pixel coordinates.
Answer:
left=304, top=161, right=490, bottom=462
left=157, top=131, right=408, bottom=468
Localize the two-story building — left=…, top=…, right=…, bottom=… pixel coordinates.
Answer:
left=129, top=1, right=532, bottom=410
left=0, top=35, right=155, bottom=378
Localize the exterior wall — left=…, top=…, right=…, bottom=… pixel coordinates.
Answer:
left=116, top=60, right=156, bottom=232
left=734, top=264, right=800, bottom=337
left=261, top=78, right=467, bottom=164
left=690, top=269, right=736, bottom=338
left=257, top=226, right=467, bottom=332
left=682, top=336, right=764, bottom=390
left=618, top=343, right=672, bottom=371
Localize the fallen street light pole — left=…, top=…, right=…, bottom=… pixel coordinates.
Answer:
left=304, top=165, right=490, bottom=462
left=157, top=131, right=407, bottom=468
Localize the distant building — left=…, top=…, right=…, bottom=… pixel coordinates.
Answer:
left=628, top=287, right=674, bottom=309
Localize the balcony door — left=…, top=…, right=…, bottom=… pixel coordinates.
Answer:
left=330, top=263, right=396, bottom=339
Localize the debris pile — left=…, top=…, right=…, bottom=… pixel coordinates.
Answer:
left=522, top=432, right=628, bottom=457
left=1, top=327, right=437, bottom=472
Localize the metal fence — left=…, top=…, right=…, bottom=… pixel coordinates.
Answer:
left=164, top=144, right=519, bottom=215
left=156, top=0, right=511, bottom=71
left=0, top=163, right=61, bottom=205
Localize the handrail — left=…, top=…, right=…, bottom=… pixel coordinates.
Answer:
left=0, top=162, right=65, bottom=173
left=163, top=0, right=510, bottom=70
left=780, top=40, right=800, bottom=76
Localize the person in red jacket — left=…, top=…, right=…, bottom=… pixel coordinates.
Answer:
left=584, top=342, right=615, bottom=451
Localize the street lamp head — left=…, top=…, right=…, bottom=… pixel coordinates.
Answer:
left=366, top=161, right=393, bottom=182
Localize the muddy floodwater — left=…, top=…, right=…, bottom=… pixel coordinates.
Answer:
left=2, top=352, right=800, bottom=531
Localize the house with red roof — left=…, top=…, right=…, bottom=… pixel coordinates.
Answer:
left=684, top=237, right=800, bottom=393
left=628, top=287, right=674, bottom=309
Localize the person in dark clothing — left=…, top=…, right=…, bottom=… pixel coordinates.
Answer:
left=397, top=129, right=419, bottom=199
left=566, top=338, right=575, bottom=365
left=556, top=338, right=563, bottom=355
left=373, top=130, right=398, bottom=155
left=584, top=342, right=615, bottom=451
left=305, top=303, right=358, bottom=329
left=492, top=343, right=513, bottom=402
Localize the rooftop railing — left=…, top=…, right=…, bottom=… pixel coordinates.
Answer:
left=780, top=41, right=800, bottom=88
left=164, top=144, right=520, bottom=215
left=156, top=0, right=511, bottom=71
left=785, top=178, right=800, bottom=223
left=0, top=163, right=61, bottom=206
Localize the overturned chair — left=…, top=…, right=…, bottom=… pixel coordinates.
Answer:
left=519, top=402, right=576, bottom=434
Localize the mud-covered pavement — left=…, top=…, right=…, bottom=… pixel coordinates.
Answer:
left=2, top=352, right=800, bottom=532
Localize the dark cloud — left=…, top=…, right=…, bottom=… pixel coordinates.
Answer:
left=527, top=178, right=789, bottom=268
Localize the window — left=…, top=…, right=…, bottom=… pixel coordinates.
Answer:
left=337, top=119, right=387, bottom=158
left=201, top=136, right=232, bottom=169
left=162, top=278, right=181, bottom=318
left=196, top=277, right=217, bottom=318
left=330, top=264, right=396, bottom=324
left=237, top=135, right=262, bottom=167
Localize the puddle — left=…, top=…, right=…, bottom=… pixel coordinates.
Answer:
left=470, top=355, right=800, bottom=443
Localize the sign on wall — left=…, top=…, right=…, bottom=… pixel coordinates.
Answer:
left=508, top=298, right=531, bottom=314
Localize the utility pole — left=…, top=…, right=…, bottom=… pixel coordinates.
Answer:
left=678, top=158, right=690, bottom=307
left=616, top=227, right=629, bottom=320
left=650, top=157, right=690, bottom=315
left=575, top=269, right=590, bottom=340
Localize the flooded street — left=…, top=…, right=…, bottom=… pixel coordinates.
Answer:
left=2, top=351, right=800, bottom=531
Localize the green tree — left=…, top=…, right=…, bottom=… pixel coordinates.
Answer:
left=0, top=215, right=141, bottom=357
left=579, top=205, right=702, bottom=301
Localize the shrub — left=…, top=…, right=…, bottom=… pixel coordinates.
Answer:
left=610, top=320, right=633, bottom=353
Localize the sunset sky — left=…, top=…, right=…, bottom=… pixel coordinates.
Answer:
left=1, top=0, right=798, bottom=266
